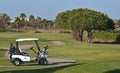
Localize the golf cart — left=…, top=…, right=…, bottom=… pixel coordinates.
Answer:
left=9, top=38, right=48, bottom=66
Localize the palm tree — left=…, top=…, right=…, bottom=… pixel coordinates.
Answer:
left=0, top=13, right=10, bottom=31
left=41, top=19, right=47, bottom=29
left=20, top=13, right=26, bottom=19
left=35, top=17, right=42, bottom=28
left=2, top=13, right=11, bottom=26
left=28, top=15, right=36, bottom=28
left=20, top=13, right=27, bottom=28
left=14, top=17, right=21, bottom=29
left=29, top=15, right=35, bottom=21
left=41, top=19, right=54, bottom=29
left=36, top=17, right=41, bottom=23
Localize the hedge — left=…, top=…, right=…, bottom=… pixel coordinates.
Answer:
left=92, top=31, right=120, bottom=43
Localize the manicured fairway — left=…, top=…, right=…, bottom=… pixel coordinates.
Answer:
left=0, top=32, right=120, bottom=73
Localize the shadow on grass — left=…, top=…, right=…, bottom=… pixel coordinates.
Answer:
left=0, top=63, right=82, bottom=73
left=103, top=69, right=120, bottom=73
left=0, top=49, right=8, bottom=51
left=23, top=61, right=76, bottom=66
left=92, top=41, right=116, bottom=44
left=48, top=61, right=76, bottom=66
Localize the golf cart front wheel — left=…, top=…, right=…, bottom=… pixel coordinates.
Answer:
left=38, top=59, right=48, bottom=65
left=13, top=59, right=22, bottom=66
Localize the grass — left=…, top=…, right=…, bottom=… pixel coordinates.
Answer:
left=0, top=32, right=120, bottom=73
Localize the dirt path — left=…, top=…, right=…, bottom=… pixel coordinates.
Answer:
left=51, top=41, right=65, bottom=46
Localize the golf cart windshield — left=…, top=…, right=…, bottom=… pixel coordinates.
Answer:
left=15, top=38, right=40, bottom=55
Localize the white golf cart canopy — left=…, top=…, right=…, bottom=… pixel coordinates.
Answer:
left=16, top=38, right=39, bottom=42
left=15, top=38, right=40, bottom=55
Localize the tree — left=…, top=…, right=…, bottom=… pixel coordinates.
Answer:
left=14, top=17, right=21, bottom=29
left=41, top=19, right=47, bottom=29
left=2, top=13, right=11, bottom=24
left=115, top=19, right=120, bottom=30
left=20, top=13, right=26, bottom=19
left=0, top=13, right=11, bottom=31
left=29, top=15, right=35, bottom=21
left=55, top=8, right=114, bottom=43
left=47, top=20, right=54, bottom=29
left=0, top=14, right=5, bottom=31
left=27, top=15, right=37, bottom=28
left=20, top=13, right=27, bottom=28
left=2, top=13, right=11, bottom=27
left=35, top=17, right=42, bottom=28
left=41, top=19, right=54, bottom=29
left=36, top=17, right=41, bottom=22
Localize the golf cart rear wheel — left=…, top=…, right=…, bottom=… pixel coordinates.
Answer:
left=13, top=59, right=21, bottom=66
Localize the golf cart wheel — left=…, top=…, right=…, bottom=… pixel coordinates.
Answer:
left=38, top=59, right=44, bottom=65
left=38, top=59, right=48, bottom=65
left=38, top=60, right=42, bottom=65
left=44, top=59, right=48, bottom=65
left=13, top=59, right=22, bottom=66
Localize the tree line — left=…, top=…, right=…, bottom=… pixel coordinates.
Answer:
left=0, top=13, right=54, bottom=31
left=1, top=8, right=120, bottom=43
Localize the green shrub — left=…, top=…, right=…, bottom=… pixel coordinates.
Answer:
left=92, top=31, right=120, bottom=41
left=116, top=35, right=120, bottom=43
left=35, top=30, right=41, bottom=33
left=59, top=30, right=71, bottom=33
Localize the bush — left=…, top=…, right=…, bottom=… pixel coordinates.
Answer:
left=116, top=35, right=120, bottom=44
left=35, top=30, right=41, bottom=33
left=92, top=30, right=120, bottom=41
left=59, top=30, right=71, bottom=33
left=8, top=29, right=24, bottom=32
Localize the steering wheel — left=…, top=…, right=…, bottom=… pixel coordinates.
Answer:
left=30, top=46, right=33, bottom=50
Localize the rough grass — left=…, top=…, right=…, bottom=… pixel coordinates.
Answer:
left=0, top=32, right=120, bottom=73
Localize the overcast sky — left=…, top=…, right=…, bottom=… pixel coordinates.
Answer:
left=0, top=0, right=120, bottom=20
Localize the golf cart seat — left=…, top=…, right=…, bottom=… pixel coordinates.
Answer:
left=20, top=52, right=29, bottom=56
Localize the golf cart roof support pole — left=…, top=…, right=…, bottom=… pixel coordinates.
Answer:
left=16, top=42, right=21, bottom=55
left=35, top=40, right=40, bottom=51
left=31, top=49, right=38, bottom=55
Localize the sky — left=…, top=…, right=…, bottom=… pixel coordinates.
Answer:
left=0, top=0, right=120, bottom=20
